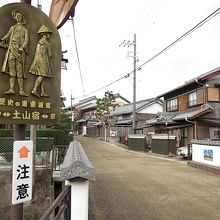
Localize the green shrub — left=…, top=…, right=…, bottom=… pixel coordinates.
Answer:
left=0, top=129, right=72, bottom=145
left=37, top=129, right=70, bottom=145
left=0, top=129, right=13, bottom=137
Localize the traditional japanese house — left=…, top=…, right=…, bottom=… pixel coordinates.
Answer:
left=110, top=98, right=163, bottom=135
left=147, top=67, right=220, bottom=147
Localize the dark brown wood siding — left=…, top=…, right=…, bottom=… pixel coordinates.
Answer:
left=163, top=102, right=167, bottom=112
left=207, top=88, right=220, bottom=102
left=197, top=88, right=205, bottom=104
left=179, top=95, right=187, bottom=111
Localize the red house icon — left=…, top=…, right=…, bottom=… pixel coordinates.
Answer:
left=18, top=146, right=30, bottom=158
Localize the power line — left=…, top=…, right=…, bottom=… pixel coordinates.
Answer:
left=71, top=17, right=85, bottom=95
left=72, top=7, right=220, bottom=100
left=135, top=0, right=167, bottom=36
left=137, top=7, right=220, bottom=70
left=73, top=74, right=129, bottom=100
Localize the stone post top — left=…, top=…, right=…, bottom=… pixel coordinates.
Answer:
left=60, top=140, right=96, bottom=181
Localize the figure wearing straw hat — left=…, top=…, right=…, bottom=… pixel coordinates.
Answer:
left=29, top=24, right=53, bottom=97
left=0, top=9, right=29, bottom=96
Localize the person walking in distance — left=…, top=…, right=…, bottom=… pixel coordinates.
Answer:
left=0, top=9, right=29, bottom=96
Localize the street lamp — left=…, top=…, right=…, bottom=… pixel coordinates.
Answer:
left=61, top=50, right=68, bottom=70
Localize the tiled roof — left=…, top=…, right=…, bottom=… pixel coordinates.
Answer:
left=186, top=66, right=220, bottom=84
left=158, top=66, right=220, bottom=98
left=146, top=104, right=214, bottom=125
left=114, top=93, right=131, bottom=104
left=69, top=93, right=130, bottom=110
left=72, top=96, right=97, bottom=108
left=80, top=103, right=97, bottom=110
left=146, top=111, right=177, bottom=125
left=172, top=104, right=213, bottom=120
left=110, top=98, right=161, bottom=116
left=114, top=119, right=132, bottom=125
left=191, top=139, right=220, bottom=146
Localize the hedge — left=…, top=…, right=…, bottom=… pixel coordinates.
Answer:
left=0, top=129, right=72, bottom=145
left=0, top=129, right=13, bottom=137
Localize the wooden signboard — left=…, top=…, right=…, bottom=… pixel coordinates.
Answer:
left=0, top=3, right=61, bottom=125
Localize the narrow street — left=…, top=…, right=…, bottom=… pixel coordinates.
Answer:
left=75, top=136, right=220, bottom=220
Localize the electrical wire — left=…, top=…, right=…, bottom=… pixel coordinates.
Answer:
left=134, top=0, right=159, bottom=31
left=71, top=18, right=85, bottom=95
left=73, top=74, right=130, bottom=100
left=72, top=7, right=220, bottom=100
left=137, top=7, right=220, bottom=70
left=135, top=0, right=167, bottom=36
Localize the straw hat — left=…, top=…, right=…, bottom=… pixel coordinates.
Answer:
left=37, top=24, right=53, bottom=34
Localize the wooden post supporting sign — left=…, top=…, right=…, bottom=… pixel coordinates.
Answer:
left=11, top=124, right=26, bottom=220
left=0, top=0, right=61, bottom=219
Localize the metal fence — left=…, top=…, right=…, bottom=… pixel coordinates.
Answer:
left=39, top=185, right=71, bottom=220
left=0, top=137, right=68, bottom=169
left=0, top=137, right=13, bottom=166
left=52, top=145, right=68, bottom=171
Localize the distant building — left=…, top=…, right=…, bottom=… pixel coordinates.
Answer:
left=67, top=94, right=130, bottom=135
left=110, top=98, right=163, bottom=134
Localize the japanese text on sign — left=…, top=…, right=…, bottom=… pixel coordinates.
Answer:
left=12, top=141, right=33, bottom=205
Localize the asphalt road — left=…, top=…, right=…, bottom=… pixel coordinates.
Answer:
left=75, top=136, right=220, bottom=220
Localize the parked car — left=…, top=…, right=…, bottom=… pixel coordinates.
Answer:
left=177, top=146, right=192, bottom=158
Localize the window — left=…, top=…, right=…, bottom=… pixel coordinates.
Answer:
left=214, top=130, right=220, bottom=139
left=167, top=98, right=178, bottom=111
left=209, top=127, right=220, bottom=139
left=188, top=91, right=197, bottom=107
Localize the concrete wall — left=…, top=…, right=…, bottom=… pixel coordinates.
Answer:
left=0, top=167, right=53, bottom=219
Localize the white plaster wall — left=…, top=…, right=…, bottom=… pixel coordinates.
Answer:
left=138, top=103, right=162, bottom=114
left=151, top=134, right=176, bottom=140
left=82, top=126, right=87, bottom=136
left=192, top=144, right=220, bottom=167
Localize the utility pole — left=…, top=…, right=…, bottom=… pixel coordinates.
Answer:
left=119, top=33, right=137, bottom=134
left=71, top=94, right=74, bottom=140
left=133, top=34, right=137, bottom=134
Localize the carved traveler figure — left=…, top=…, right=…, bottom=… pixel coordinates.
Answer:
left=29, top=24, right=53, bottom=97
left=0, top=9, right=29, bottom=96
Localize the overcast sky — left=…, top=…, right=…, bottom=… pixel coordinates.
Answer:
left=1, top=0, right=220, bottom=107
